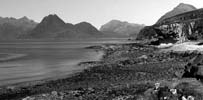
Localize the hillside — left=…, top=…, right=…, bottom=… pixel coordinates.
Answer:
left=27, top=14, right=102, bottom=39
left=0, top=16, right=37, bottom=40
left=157, top=3, right=196, bottom=23
left=137, top=3, right=202, bottom=44
left=100, top=20, right=144, bottom=38
left=29, top=14, right=67, bottom=38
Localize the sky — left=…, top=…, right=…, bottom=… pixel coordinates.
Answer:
left=0, top=0, right=203, bottom=29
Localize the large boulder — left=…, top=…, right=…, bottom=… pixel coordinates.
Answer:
left=182, top=54, right=203, bottom=80
left=136, top=26, right=158, bottom=40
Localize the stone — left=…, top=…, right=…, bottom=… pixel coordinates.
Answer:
left=51, top=91, right=58, bottom=96
left=182, top=54, right=203, bottom=80
left=138, top=55, right=148, bottom=59
left=6, top=86, right=15, bottom=90
left=22, top=96, right=35, bottom=100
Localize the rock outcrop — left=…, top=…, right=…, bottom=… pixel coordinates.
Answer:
left=182, top=54, right=203, bottom=80
left=137, top=4, right=203, bottom=44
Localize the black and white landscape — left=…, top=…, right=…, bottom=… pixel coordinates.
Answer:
left=0, top=1, right=203, bottom=100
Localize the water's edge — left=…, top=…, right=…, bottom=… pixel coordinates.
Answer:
left=0, top=47, right=104, bottom=88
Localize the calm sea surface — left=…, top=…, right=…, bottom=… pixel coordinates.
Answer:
left=0, top=38, right=131, bottom=86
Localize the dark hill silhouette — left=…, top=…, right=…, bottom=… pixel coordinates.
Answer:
left=29, top=14, right=67, bottom=38
left=28, top=14, right=102, bottom=39
left=75, top=22, right=102, bottom=36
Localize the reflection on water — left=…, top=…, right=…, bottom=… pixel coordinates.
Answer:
left=0, top=39, right=130, bottom=86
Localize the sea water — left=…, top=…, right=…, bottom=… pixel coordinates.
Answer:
left=0, top=38, right=130, bottom=86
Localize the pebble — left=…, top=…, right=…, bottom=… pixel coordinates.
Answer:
left=51, top=91, right=58, bottom=96
left=22, top=96, right=35, bottom=100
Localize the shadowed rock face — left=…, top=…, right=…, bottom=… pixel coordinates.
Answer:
left=137, top=4, right=203, bottom=44
left=183, top=54, right=203, bottom=80
left=137, top=26, right=178, bottom=44
left=136, top=26, right=158, bottom=40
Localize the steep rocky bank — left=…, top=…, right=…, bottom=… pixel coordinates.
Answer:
left=137, top=4, right=203, bottom=44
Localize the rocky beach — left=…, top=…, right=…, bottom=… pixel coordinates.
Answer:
left=1, top=1, right=203, bottom=100
left=0, top=41, right=203, bottom=100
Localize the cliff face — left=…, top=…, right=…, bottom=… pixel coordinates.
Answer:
left=155, top=20, right=203, bottom=43
left=137, top=5, right=203, bottom=44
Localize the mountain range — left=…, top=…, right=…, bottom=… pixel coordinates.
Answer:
left=0, top=16, right=37, bottom=40
left=0, top=14, right=104, bottom=40
left=100, top=20, right=145, bottom=38
left=0, top=14, right=144, bottom=40
left=0, top=3, right=196, bottom=40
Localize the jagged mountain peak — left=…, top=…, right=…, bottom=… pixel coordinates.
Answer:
left=41, top=14, right=66, bottom=25
left=30, top=14, right=67, bottom=38
left=176, top=3, right=196, bottom=9
left=29, top=14, right=102, bottom=38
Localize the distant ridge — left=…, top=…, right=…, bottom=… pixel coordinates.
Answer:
left=0, top=16, right=37, bottom=29
left=28, top=14, right=102, bottom=39
left=100, top=20, right=144, bottom=38
left=29, top=14, right=67, bottom=38
left=0, top=14, right=140, bottom=40
left=0, top=16, right=37, bottom=40
left=75, top=22, right=102, bottom=36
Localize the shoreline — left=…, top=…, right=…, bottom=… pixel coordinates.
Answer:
left=0, top=46, right=105, bottom=88
left=1, top=42, right=203, bottom=100
left=0, top=44, right=108, bottom=99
